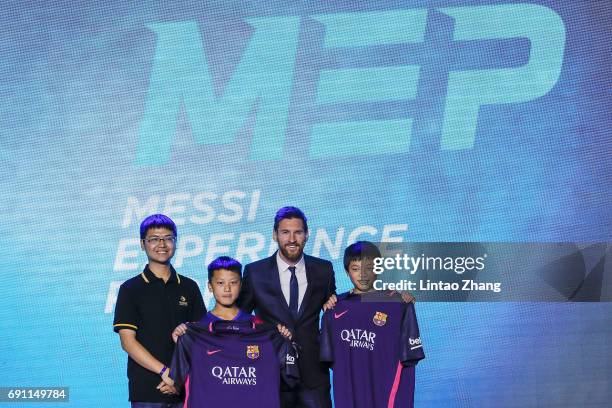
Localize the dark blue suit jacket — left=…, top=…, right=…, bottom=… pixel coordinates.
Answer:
left=238, top=252, right=336, bottom=388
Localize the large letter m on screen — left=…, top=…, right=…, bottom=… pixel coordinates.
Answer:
left=136, top=5, right=565, bottom=165
left=136, top=18, right=300, bottom=165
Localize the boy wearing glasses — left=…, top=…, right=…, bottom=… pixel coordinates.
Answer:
left=113, top=214, right=206, bottom=408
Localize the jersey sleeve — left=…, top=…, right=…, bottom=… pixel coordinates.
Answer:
left=170, top=325, right=195, bottom=390
left=113, top=283, right=140, bottom=332
left=319, top=311, right=334, bottom=363
left=281, top=340, right=301, bottom=388
left=399, top=302, right=425, bottom=366
left=269, top=329, right=300, bottom=388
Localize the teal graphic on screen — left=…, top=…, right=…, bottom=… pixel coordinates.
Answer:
left=136, top=5, right=566, bottom=164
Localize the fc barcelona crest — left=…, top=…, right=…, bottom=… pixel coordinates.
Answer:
left=373, top=311, right=388, bottom=326
left=247, top=345, right=260, bottom=359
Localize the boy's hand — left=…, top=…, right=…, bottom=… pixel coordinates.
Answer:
left=172, top=323, right=188, bottom=343
left=322, top=294, right=337, bottom=311
left=393, top=291, right=415, bottom=303
left=277, top=324, right=293, bottom=340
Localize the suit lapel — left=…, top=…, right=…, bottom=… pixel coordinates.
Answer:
left=298, top=255, right=316, bottom=319
left=267, top=254, right=288, bottom=306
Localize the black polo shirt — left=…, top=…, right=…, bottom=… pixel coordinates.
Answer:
left=113, top=265, right=205, bottom=403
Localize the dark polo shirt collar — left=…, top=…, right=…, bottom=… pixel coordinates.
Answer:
left=141, top=264, right=182, bottom=285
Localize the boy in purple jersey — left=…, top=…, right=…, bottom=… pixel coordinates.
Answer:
left=169, top=256, right=295, bottom=406
left=320, top=242, right=425, bottom=408
left=171, top=319, right=300, bottom=408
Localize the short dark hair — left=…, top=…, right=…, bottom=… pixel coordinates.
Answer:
left=140, top=214, right=177, bottom=240
left=273, top=206, right=308, bottom=232
left=343, top=241, right=382, bottom=271
left=207, top=256, right=242, bottom=282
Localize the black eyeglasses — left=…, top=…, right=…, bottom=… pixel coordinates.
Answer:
left=143, top=236, right=177, bottom=245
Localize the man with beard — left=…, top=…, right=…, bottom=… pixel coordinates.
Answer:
left=238, top=206, right=335, bottom=408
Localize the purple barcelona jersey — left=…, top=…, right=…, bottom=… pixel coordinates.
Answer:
left=320, top=291, right=425, bottom=408
left=198, top=309, right=253, bottom=326
left=171, top=320, right=299, bottom=408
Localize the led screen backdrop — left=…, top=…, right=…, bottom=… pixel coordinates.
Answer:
left=1, top=0, right=610, bottom=406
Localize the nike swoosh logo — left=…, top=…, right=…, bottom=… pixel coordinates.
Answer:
left=334, top=310, right=348, bottom=319
left=206, top=349, right=222, bottom=355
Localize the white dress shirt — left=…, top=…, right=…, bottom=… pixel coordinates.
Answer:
left=276, top=252, right=308, bottom=310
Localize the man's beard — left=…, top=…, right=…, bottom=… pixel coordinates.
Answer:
left=279, top=244, right=304, bottom=263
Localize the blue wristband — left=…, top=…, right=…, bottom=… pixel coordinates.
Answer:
left=159, top=365, right=168, bottom=377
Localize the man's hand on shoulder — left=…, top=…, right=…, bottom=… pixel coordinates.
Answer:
left=322, top=294, right=337, bottom=311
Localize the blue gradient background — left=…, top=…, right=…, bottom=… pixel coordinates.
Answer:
left=0, top=0, right=610, bottom=406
